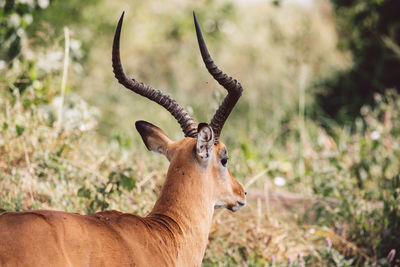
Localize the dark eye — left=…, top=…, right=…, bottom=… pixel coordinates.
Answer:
left=221, top=158, right=228, bottom=167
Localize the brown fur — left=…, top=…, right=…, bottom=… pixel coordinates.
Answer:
left=0, top=126, right=246, bottom=267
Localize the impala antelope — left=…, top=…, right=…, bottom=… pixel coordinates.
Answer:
left=0, top=12, right=246, bottom=267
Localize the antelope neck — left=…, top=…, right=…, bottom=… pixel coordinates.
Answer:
left=147, top=162, right=214, bottom=265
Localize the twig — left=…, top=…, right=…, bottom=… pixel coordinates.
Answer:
left=56, top=27, right=70, bottom=132
left=298, top=64, right=309, bottom=180
left=247, top=189, right=383, bottom=210
left=23, top=141, right=35, bottom=204
left=245, top=169, right=268, bottom=188
left=136, top=171, right=158, bottom=194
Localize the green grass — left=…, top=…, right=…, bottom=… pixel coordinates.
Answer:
left=1, top=0, right=399, bottom=266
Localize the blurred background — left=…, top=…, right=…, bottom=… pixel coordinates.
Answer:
left=1, top=0, right=399, bottom=265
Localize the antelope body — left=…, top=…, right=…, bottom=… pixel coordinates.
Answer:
left=0, top=12, right=246, bottom=267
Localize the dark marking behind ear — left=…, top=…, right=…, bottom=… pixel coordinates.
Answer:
left=197, top=122, right=208, bottom=133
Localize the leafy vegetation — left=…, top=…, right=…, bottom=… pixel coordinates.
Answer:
left=317, top=0, right=400, bottom=122
left=1, top=0, right=399, bottom=266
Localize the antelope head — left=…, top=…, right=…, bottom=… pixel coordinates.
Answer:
left=112, top=12, right=246, bottom=212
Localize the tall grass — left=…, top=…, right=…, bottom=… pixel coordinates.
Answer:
left=1, top=0, right=399, bottom=265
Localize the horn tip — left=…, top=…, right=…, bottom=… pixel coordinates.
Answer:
left=119, top=11, right=125, bottom=23
left=193, top=11, right=199, bottom=26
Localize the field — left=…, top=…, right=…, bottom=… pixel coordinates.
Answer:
left=1, top=0, right=399, bottom=266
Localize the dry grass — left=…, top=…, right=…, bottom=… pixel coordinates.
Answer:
left=3, top=0, right=398, bottom=265
left=0, top=92, right=319, bottom=264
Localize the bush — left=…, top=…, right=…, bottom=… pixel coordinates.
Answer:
left=316, top=0, right=400, bottom=123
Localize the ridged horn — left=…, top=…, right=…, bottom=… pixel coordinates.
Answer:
left=193, top=12, right=243, bottom=144
left=112, top=12, right=198, bottom=138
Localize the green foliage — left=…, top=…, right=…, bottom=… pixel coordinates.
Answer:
left=1, top=1, right=400, bottom=266
left=299, top=91, right=400, bottom=264
left=15, top=124, right=24, bottom=136
left=1, top=0, right=52, bottom=103
left=78, top=168, right=136, bottom=213
left=317, top=0, right=400, bottom=122
left=27, top=0, right=107, bottom=62
left=1, top=1, right=79, bottom=111
left=0, top=0, right=46, bottom=62
left=379, top=175, right=400, bottom=263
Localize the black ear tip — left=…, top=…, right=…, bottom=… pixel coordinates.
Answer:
left=135, top=121, right=154, bottom=151
left=135, top=120, right=155, bottom=135
left=135, top=120, right=147, bottom=130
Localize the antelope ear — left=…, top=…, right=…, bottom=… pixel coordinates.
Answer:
left=135, top=120, right=172, bottom=158
left=196, top=123, right=214, bottom=164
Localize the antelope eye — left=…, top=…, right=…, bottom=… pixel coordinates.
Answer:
left=221, top=157, right=228, bottom=167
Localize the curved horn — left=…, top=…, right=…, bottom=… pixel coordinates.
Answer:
left=112, top=12, right=198, bottom=138
left=193, top=12, right=243, bottom=144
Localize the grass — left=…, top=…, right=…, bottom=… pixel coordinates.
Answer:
left=1, top=0, right=400, bottom=266
left=3, top=85, right=399, bottom=265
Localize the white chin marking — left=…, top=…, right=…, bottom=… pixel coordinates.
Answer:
left=214, top=202, right=227, bottom=209
left=231, top=205, right=241, bottom=212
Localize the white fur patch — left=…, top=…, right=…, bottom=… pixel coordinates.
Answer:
left=214, top=201, right=227, bottom=209
left=197, top=125, right=214, bottom=161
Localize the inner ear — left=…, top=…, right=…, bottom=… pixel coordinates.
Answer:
left=196, top=123, right=214, bottom=163
left=135, top=120, right=172, bottom=158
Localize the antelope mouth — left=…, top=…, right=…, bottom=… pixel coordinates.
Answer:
left=228, top=200, right=246, bottom=212
left=237, top=200, right=246, bottom=206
